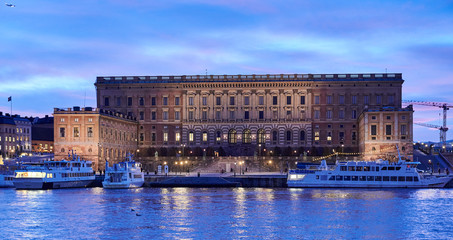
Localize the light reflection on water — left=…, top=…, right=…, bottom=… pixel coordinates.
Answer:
left=0, top=188, right=452, bottom=239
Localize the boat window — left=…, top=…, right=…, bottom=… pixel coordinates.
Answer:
left=414, top=177, right=419, bottom=182
left=398, top=176, right=405, bottom=182
left=371, top=166, right=375, bottom=171
left=356, top=166, right=363, bottom=171
left=406, top=176, right=413, bottom=182
left=340, top=166, right=347, bottom=171
left=381, top=167, right=387, bottom=171
left=359, top=176, right=366, bottom=181
left=344, top=176, right=351, bottom=181
left=383, top=176, right=389, bottom=181
left=364, top=166, right=370, bottom=171
left=321, top=175, right=327, bottom=180
left=316, top=175, right=320, bottom=180
left=396, top=167, right=401, bottom=171
left=388, top=167, right=395, bottom=171
left=348, top=166, right=355, bottom=171
left=367, top=176, right=374, bottom=181
left=328, top=176, right=335, bottom=181
left=336, top=175, right=343, bottom=181
left=375, top=176, right=382, bottom=181
left=376, top=167, right=379, bottom=172
left=352, top=176, right=358, bottom=181
left=391, top=176, right=397, bottom=181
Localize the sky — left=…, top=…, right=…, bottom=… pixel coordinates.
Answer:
left=1, top=0, right=453, bottom=142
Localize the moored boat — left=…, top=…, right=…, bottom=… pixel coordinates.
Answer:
left=102, top=154, right=144, bottom=189
left=288, top=147, right=453, bottom=188
left=13, top=152, right=95, bottom=190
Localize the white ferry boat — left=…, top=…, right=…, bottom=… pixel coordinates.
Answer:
left=288, top=155, right=453, bottom=188
left=13, top=153, right=95, bottom=190
left=102, top=155, right=144, bottom=189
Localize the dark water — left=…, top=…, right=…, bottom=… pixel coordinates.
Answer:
left=1, top=188, right=452, bottom=240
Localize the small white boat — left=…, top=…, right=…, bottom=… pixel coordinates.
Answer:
left=13, top=152, right=95, bottom=190
left=287, top=147, right=453, bottom=188
left=102, top=154, right=144, bottom=189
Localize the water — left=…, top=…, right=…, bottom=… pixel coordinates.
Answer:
left=1, top=188, right=452, bottom=240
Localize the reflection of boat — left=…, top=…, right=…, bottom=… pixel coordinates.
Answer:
left=102, top=154, right=144, bottom=189
left=13, top=152, right=95, bottom=190
left=288, top=148, right=453, bottom=188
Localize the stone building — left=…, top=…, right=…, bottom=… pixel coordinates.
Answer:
left=13, top=116, right=32, bottom=155
left=30, top=115, right=54, bottom=153
left=0, top=113, right=16, bottom=161
left=95, top=73, right=412, bottom=159
left=358, top=106, right=414, bottom=161
left=53, top=107, right=138, bottom=171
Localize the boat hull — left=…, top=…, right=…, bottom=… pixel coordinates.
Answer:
left=102, top=180, right=144, bottom=189
left=14, top=178, right=94, bottom=190
left=287, top=175, right=453, bottom=188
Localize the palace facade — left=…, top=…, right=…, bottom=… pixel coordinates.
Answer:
left=95, top=73, right=413, bottom=159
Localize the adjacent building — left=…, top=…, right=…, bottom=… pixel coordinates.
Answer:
left=95, top=73, right=413, bottom=159
left=13, top=116, right=32, bottom=155
left=0, top=113, right=16, bottom=161
left=31, top=115, right=54, bottom=153
left=358, top=105, right=414, bottom=160
left=53, top=107, right=138, bottom=171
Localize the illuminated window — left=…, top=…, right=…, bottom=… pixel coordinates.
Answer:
left=74, top=118, right=79, bottom=122
left=163, top=132, right=168, bottom=143
left=175, top=132, right=180, bottom=142
left=74, top=127, right=79, bottom=137
left=327, top=132, right=332, bottom=141
left=258, top=129, right=265, bottom=144
left=243, top=129, right=251, bottom=144
left=228, top=129, right=237, bottom=144
left=202, top=132, right=208, bottom=142
left=216, top=131, right=222, bottom=144
left=314, top=131, right=320, bottom=141
left=189, top=132, right=194, bottom=142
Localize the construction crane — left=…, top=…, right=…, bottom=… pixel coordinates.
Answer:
left=403, top=100, right=453, bottom=148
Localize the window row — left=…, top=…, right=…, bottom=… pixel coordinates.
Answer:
left=188, top=95, right=305, bottom=107
left=104, top=96, right=180, bottom=107
left=314, top=94, right=395, bottom=105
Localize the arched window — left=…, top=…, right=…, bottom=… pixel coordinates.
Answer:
left=257, top=129, right=265, bottom=144
left=243, top=129, right=251, bottom=144
left=202, top=131, right=208, bottom=143
left=300, top=130, right=305, bottom=141
left=272, top=130, right=278, bottom=144
left=216, top=131, right=222, bottom=144
left=286, top=130, right=292, bottom=143
left=228, top=129, right=237, bottom=144
left=189, top=131, right=194, bottom=143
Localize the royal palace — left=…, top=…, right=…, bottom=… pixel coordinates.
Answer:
left=88, top=73, right=413, bottom=164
